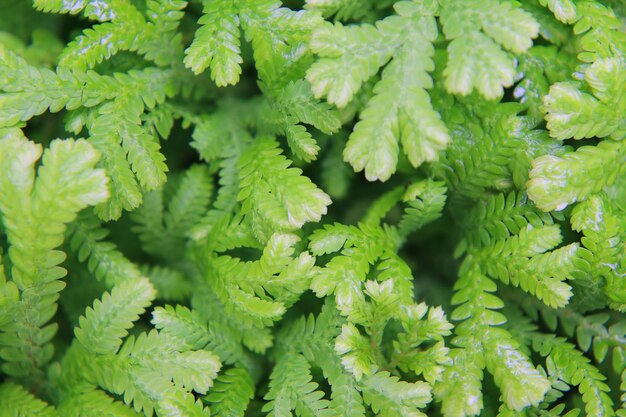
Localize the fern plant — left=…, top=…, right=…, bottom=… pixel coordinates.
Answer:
left=0, top=0, right=625, bottom=416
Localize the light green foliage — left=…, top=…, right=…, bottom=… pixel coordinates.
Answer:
left=499, top=310, right=618, bottom=417
left=307, top=3, right=449, bottom=181
left=266, top=189, right=453, bottom=417
left=0, top=1, right=625, bottom=416
left=238, top=137, right=331, bottom=233
left=185, top=0, right=322, bottom=86
left=0, top=382, right=58, bottom=417
left=539, top=0, right=578, bottom=23
left=54, top=278, right=220, bottom=417
left=528, top=140, right=626, bottom=211
left=75, top=278, right=156, bottom=354
left=304, top=0, right=395, bottom=21
left=0, top=130, right=108, bottom=384
left=543, top=58, right=626, bottom=140
left=69, top=211, right=144, bottom=288
left=204, top=367, right=255, bottom=417
left=436, top=266, right=551, bottom=415
left=459, top=192, right=576, bottom=307
left=184, top=0, right=241, bottom=85
left=307, top=180, right=446, bottom=317
left=256, top=80, right=342, bottom=162
left=570, top=196, right=626, bottom=308
left=440, top=0, right=539, bottom=99
left=573, top=1, right=626, bottom=63
left=132, top=164, right=214, bottom=263
left=0, top=41, right=176, bottom=220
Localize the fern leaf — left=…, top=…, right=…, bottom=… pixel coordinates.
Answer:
left=361, top=371, right=431, bottom=417
left=0, top=382, right=58, bottom=417
left=440, top=0, right=539, bottom=99
left=307, top=21, right=396, bottom=108
left=157, top=391, right=211, bottom=417
left=263, top=353, right=329, bottom=417
left=528, top=140, right=626, bottom=211
left=538, top=0, right=578, bottom=23
left=184, top=0, right=242, bottom=86
left=33, top=0, right=117, bottom=21
left=69, top=212, right=143, bottom=288
left=152, top=304, right=211, bottom=350
left=439, top=265, right=550, bottom=414
left=204, top=367, right=255, bottom=417
left=533, top=335, right=615, bottom=417
left=0, top=134, right=107, bottom=380
left=57, top=386, right=143, bottom=417
left=238, top=137, right=331, bottom=232
left=75, top=278, right=156, bottom=355
left=543, top=58, right=626, bottom=140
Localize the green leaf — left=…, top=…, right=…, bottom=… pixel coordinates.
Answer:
left=204, top=367, right=255, bottom=417
left=528, top=140, right=626, bottom=211
left=75, top=278, right=156, bottom=355
left=0, top=382, right=58, bottom=417
left=184, top=0, right=242, bottom=86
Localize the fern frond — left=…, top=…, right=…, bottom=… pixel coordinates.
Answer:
left=459, top=192, right=555, bottom=252
left=33, top=0, right=118, bottom=21
left=191, top=287, right=270, bottom=367
left=56, top=1, right=183, bottom=70
left=0, top=134, right=107, bottom=381
left=263, top=352, right=329, bottom=417
left=0, top=382, right=58, bottom=417
left=0, top=44, right=114, bottom=126
left=398, top=180, right=447, bottom=239
left=238, top=136, right=331, bottom=235
left=533, top=334, right=615, bottom=417
left=307, top=20, right=395, bottom=108
left=69, top=212, right=143, bottom=288
left=440, top=0, right=539, bottom=99
left=184, top=0, right=242, bottom=86
left=573, top=2, right=626, bottom=63
left=528, top=139, right=626, bottom=211
left=361, top=371, right=431, bottom=417
left=186, top=0, right=321, bottom=87
left=156, top=392, right=210, bottom=417
left=434, top=105, right=529, bottom=204
left=132, top=164, right=213, bottom=261
left=75, top=278, right=156, bottom=355
left=308, top=6, right=449, bottom=181
left=437, top=265, right=550, bottom=415
left=152, top=304, right=211, bottom=350
left=204, top=367, right=255, bottom=417
left=304, top=0, right=374, bottom=20
left=569, top=195, right=626, bottom=308
left=543, top=58, right=626, bottom=140
left=474, top=225, right=577, bottom=308
left=84, top=327, right=220, bottom=416
left=538, top=0, right=578, bottom=23
left=57, top=386, right=143, bottom=417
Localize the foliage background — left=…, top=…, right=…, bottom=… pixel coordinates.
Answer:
left=0, top=0, right=625, bottom=416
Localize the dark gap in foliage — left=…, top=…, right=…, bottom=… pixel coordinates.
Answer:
left=105, top=213, right=147, bottom=264
left=401, top=215, right=459, bottom=309
left=287, top=290, right=324, bottom=320
left=221, top=247, right=264, bottom=262
left=58, top=14, right=91, bottom=44
left=22, top=111, right=65, bottom=147
left=160, top=119, right=198, bottom=171
left=481, top=372, right=503, bottom=416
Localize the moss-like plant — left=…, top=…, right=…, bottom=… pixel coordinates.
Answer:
left=0, top=1, right=624, bottom=416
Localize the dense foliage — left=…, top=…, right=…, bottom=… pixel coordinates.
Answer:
left=0, top=0, right=625, bottom=416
